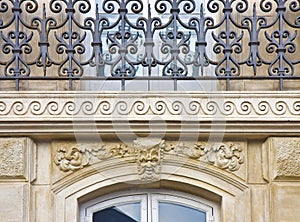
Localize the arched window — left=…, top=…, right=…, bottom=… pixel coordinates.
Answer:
left=80, top=190, right=218, bottom=222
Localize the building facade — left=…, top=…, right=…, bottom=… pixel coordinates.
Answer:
left=0, top=0, right=299, bottom=221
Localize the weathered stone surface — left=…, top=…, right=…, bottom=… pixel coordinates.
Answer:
left=250, top=186, right=270, bottom=222
left=0, top=137, right=35, bottom=180
left=272, top=184, right=300, bottom=222
left=248, top=140, right=266, bottom=184
left=263, top=137, right=300, bottom=181
left=0, top=139, right=24, bottom=177
left=0, top=184, right=29, bottom=222
left=31, top=186, right=53, bottom=222
left=275, top=139, right=300, bottom=177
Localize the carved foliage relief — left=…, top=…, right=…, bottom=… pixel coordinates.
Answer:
left=53, top=139, right=245, bottom=181
left=167, top=142, right=245, bottom=171
left=54, top=142, right=134, bottom=172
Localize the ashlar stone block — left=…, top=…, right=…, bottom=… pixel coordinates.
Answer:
left=272, top=184, right=300, bottom=222
left=0, top=184, right=29, bottom=222
left=0, top=137, right=36, bottom=181
left=263, top=137, right=300, bottom=181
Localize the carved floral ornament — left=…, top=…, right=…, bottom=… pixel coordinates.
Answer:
left=54, top=138, right=245, bottom=181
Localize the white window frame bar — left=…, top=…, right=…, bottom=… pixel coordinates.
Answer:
left=80, top=190, right=219, bottom=222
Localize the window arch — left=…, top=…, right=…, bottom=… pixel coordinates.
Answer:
left=80, top=190, right=218, bottom=222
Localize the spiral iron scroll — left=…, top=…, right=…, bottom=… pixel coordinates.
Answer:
left=0, top=0, right=299, bottom=87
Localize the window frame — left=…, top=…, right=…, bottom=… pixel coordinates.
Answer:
left=80, top=190, right=218, bottom=222
left=151, top=193, right=215, bottom=222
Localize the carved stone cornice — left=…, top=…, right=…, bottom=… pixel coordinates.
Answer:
left=1, top=92, right=300, bottom=136
left=53, top=139, right=245, bottom=181
left=0, top=92, right=300, bottom=121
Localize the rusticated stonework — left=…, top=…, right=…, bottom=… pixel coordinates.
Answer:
left=263, top=137, right=300, bottom=181
left=53, top=139, right=245, bottom=181
left=274, top=138, right=300, bottom=178
left=0, top=138, right=32, bottom=179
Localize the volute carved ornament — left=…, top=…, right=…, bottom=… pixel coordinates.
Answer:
left=54, top=139, right=245, bottom=181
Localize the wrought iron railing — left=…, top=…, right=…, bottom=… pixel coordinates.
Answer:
left=0, top=0, right=299, bottom=90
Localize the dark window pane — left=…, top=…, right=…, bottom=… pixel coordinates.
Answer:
left=93, top=203, right=141, bottom=222
left=158, top=202, right=206, bottom=222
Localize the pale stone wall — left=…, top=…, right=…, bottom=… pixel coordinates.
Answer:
left=0, top=92, right=299, bottom=222
left=0, top=138, right=36, bottom=222
left=1, top=136, right=299, bottom=222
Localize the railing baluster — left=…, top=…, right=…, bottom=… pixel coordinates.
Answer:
left=31, top=3, right=57, bottom=76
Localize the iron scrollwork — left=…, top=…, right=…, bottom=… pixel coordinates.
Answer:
left=0, top=0, right=299, bottom=90
left=0, top=0, right=38, bottom=77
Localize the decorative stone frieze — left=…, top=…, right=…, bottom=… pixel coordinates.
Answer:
left=0, top=137, right=36, bottom=180
left=54, top=142, right=134, bottom=172
left=1, top=92, right=300, bottom=122
left=167, top=142, right=244, bottom=171
left=263, top=137, right=300, bottom=181
left=53, top=139, right=245, bottom=181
